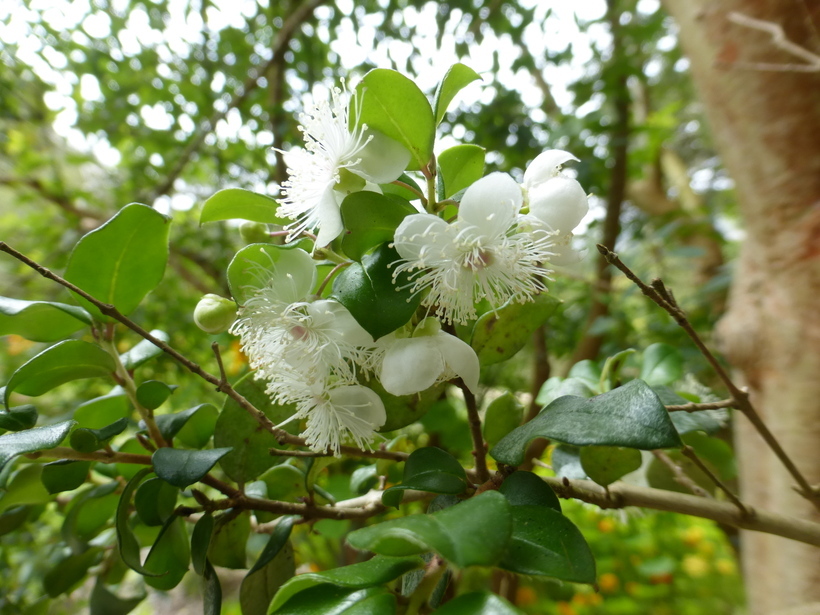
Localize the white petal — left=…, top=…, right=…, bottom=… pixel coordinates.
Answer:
left=548, top=232, right=585, bottom=267
left=523, top=150, right=579, bottom=190
left=527, top=176, right=589, bottom=234
left=314, top=187, right=345, bottom=247
left=351, top=130, right=411, bottom=184
left=259, top=247, right=317, bottom=305
left=393, top=213, right=452, bottom=261
left=307, top=300, right=374, bottom=346
left=330, top=385, right=386, bottom=429
left=380, top=337, right=445, bottom=396
left=434, top=331, right=480, bottom=394
left=458, top=172, right=521, bottom=236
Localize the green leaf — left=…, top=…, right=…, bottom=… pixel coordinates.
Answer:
left=115, top=468, right=162, bottom=576
left=43, top=548, right=103, bottom=597
left=119, top=330, right=170, bottom=370
left=135, top=380, right=174, bottom=410
left=0, top=296, right=91, bottom=342
left=271, top=585, right=393, bottom=615
left=0, top=404, right=38, bottom=431
left=380, top=173, right=423, bottom=202
left=370, top=378, right=441, bottom=432
left=227, top=244, right=316, bottom=305
left=432, top=592, right=522, bottom=615
left=551, top=445, right=586, bottom=480
left=248, top=516, right=296, bottom=576
left=483, top=392, right=524, bottom=448
left=499, top=506, right=596, bottom=582
left=331, top=243, right=421, bottom=339
left=653, top=386, right=723, bottom=435
left=580, top=446, right=643, bottom=487
left=154, top=403, right=218, bottom=448
left=354, top=69, right=434, bottom=170
left=599, top=348, right=637, bottom=391
left=204, top=560, right=223, bottom=615
left=536, top=377, right=595, bottom=406
left=143, top=515, right=190, bottom=590
left=437, top=145, right=485, bottom=198
left=200, top=188, right=287, bottom=225
left=640, top=343, right=684, bottom=386
left=471, top=294, right=559, bottom=366
left=41, top=460, right=90, bottom=494
left=0, top=420, right=74, bottom=476
left=208, top=511, right=250, bottom=569
left=216, top=373, right=297, bottom=483
left=567, top=360, right=602, bottom=393
left=191, top=513, right=215, bottom=576
left=268, top=555, right=421, bottom=614
left=73, top=389, right=130, bottom=429
left=0, top=465, right=50, bottom=513
left=134, top=477, right=177, bottom=526
left=490, top=380, right=683, bottom=466
left=4, top=340, right=115, bottom=408
left=242, top=540, right=295, bottom=615
left=339, top=192, right=417, bottom=262
left=152, top=447, right=231, bottom=488
left=64, top=203, right=171, bottom=319
left=70, top=417, right=128, bottom=453
left=62, top=481, right=119, bottom=548
left=382, top=447, right=468, bottom=507
left=0, top=505, right=32, bottom=537
left=347, top=491, right=512, bottom=568
left=89, top=580, right=146, bottom=615
left=261, top=464, right=308, bottom=502
left=433, top=63, right=482, bottom=125
left=498, top=471, right=561, bottom=511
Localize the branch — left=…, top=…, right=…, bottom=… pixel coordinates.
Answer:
left=651, top=450, right=711, bottom=498
left=665, top=398, right=736, bottom=412
left=542, top=475, right=820, bottom=547
left=726, top=12, right=820, bottom=73
left=28, top=447, right=152, bottom=465
left=456, top=379, right=490, bottom=483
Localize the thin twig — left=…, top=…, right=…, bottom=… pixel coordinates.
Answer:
left=456, top=379, right=490, bottom=483
left=27, top=447, right=152, bottom=465
left=682, top=445, right=751, bottom=516
left=597, top=244, right=820, bottom=504
left=665, top=399, right=737, bottom=412
left=726, top=11, right=820, bottom=73
left=271, top=446, right=408, bottom=461
left=211, top=342, right=229, bottom=387
left=652, top=450, right=711, bottom=498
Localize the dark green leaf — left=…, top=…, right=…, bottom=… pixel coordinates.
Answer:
left=347, top=491, right=512, bottom=568
left=89, top=580, right=146, bottom=615
left=191, top=513, right=215, bottom=576
left=204, top=559, right=223, bottom=615
left=331, top=243, right=421, bottom=339
left=0, top=296, right=90, bottom=342
left=432, top=592, right=523, bottom=615
left=498, top=471, right=561, bottom=511
left=640, top=343, right=684, bottom=386
left=248, top=516, right=296, bottom=576
left=580, top=446, right=643, bottom=487
left=536, top=377, right=595, bottom=406
left=483, top=393, right=524, bottom=448
left=653, top=386, right=724, bottom=435
left=70, top=417, right=128, bottom=453
left=44, top=548, right=103, bottom=597
left=200, top=188, right=288, bottom=225
left=350, top=465, right=378, bottom=495
left=550, top=445, right=587, bottom=480
left=134, top=477, right=177, bottom=526
left=64, top=203, right=171, bottom=319
left=471, top=294, right=558, bottom=366
left=242, top=541, right=295, bottom=615
left=340, top=192, right=417, bottom=262
left=143, top=515, right=190, bottom=590
left=490, top=380, right=683, bottom=466
left=119, top=330, right=170, bottom=370
left=370, top=377, right=441, bottom=432
left=0, top=420, right=74, bottom=476
left=116, top=468, right=162, bottom=576
left=261, top=464, right=307, bottom=502
left=135, top=380, right=174, bottom=410
left=62, top=481, right=119, bottom=549
left=0, top=404, right=38, bottom=431
left=41, top=460, right=90, bottom=494
left=152, top=447, right=231, bottom=488
left=208, top=511, right=250, bottom=569
left=354, top=68, right=434, bottom=170
left=4, top=340, right=115, bottom=408
left=433, top=63, right=482, bottom=125
left=437, top=144, right=485, bottom=198
left=382, top=447, right=467, bottom=507
left=0, top=505, right=34, bottom=537
left=268, top=555, right=420, bottom=614
left=73, top=389, right=130, bottom=429
left=153, top=403, right=218, bottom=448
left=567, top=361, right=602, bottom=393
left=271, top=585, right=393, bottom=615
left=0, top=465, right=50, bottom=513
left=227, top=244, right=316, bottom=305
left=599, top=348, right=637, bottom=391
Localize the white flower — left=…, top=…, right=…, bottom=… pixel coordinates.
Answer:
left=379, top=320, right=480, bottom=396
left=392, top=172, right=556, bottom=324
left=523, top=149, right=589, bottom=235
left=277, top=84, right=411, bottom=247
left=286, top=382, right=386, bottom=454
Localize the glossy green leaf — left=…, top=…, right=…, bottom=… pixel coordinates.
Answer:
left=208, top=511, right=250, bottom=569
left=0, top=296, right=91, bottom=342
left=331, top=243, right=421, bottom=339
left=483, top=392, right=524, bottom=448
left=4, top=340, right=115, bottom=408
left=227, top=244, right=316, bottom=305
left=599, top=348, right=637, bottom=392
left=43, top=548, right=103, bottom=597
left=135, top=477, right=177, bottom=526
left=261, top=464, right=308, bottom=502
left=216, top=373, right=297, bottom=482
left=41, top=460, right=90, bottom=494
left=70, top=417, right=128, bottom=453
left=550, top=445, right=587, bottom=480
left=498, top=471, right=561, bottom=511
left=437, top=144, right=485, bottom=198
left=382, top=447, right=468, bottom=507
left=433, top=63, right=482, bottom=125
left=432, top=592, right=522, bottom=615
left=116, top=468, right=161, bottom=576
left=191, top=513, right=214, bottom=576
left=64, top=203, right=171, bottom=319
left=269, top=555, right=420, bottom=614
left=580, top=446, right=643, bottom=487
left=471, top=294, right=558, bottom=366
left=135, top=380, right=174, bottom=410
left=204, top=560, right=223, bottom=615
left=143, top=515, right=190, bottom=590
left=89, top=580, right=146, bottom=615
left=354, top=68, right=434, bottom=170
left=567, top=360, right=602, bottom=393
left=653, top=386, right=723, bottom=435
left=62, top=481, right=119, bottom=548
left=339, top=192, right=417, bottom=262
left=0, top=420, right=74, bottom=476
left=154, top=403, right=218, bottom=448
left=0, top=404, right=37, bottom=431
left=490, top=380, right=683, bottom=466
left=347, top=491, right=512, bottom=567
left=640, top=343, right=684, bottom=386
left=271, top=585, right=393, bottom=615
left=0, top=465, right=50, bottom=513
left=380, top=173, right=423, bottom=202
left=248, top=516, right=296, bottom=576
left=536, top=377, right=595, bottom=406
left=119, top=330, right=170, bottom=370
left=152, top=447, right=231, bottom=488
left=73, top=389, right=130, bottom=429
left=200, top=188, right=287, bottom=225
left=242, top=540, right=295, bottom=615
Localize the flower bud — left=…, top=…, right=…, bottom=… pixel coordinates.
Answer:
left=193, top=294, right=236, bottom=334
left=239, top=221, right=270, bottom=244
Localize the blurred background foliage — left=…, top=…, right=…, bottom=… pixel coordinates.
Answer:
left=0, top=0, right=744, bottom=612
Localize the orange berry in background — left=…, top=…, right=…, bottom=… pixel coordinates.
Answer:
left=557, top=601, right=576, bottom=615
left=598, top=572, right=619, bottom=593
left=515, top=586, right=537, bottom=606
left=597, top=517, right=616, bottom=533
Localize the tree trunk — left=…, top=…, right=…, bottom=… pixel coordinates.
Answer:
left=660, top=1, right=820, bottom=613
